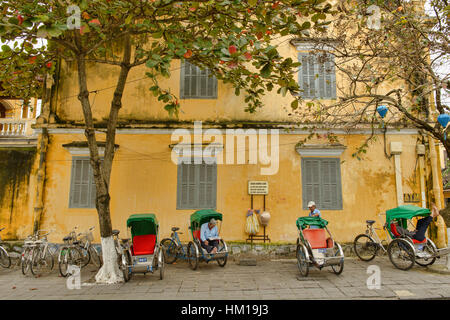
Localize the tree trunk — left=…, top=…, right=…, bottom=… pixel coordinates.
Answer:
left=75, top=34, right=132, bottom=284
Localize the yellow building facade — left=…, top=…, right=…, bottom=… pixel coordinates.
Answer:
left=0, top=25, right=445, bottom=245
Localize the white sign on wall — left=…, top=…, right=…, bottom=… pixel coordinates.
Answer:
left=248, top=181, right=269, bottom=195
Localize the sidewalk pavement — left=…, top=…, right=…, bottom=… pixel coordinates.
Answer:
left=0, top=256, right=449, bottom=300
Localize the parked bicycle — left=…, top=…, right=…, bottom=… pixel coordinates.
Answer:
left=58, top=227, right=88, bottom=277
left=21, top=233, right=37, bottom=275
left=0, top=228, right=11, bottom=269
left=160, top=227, right=187, bottom=264
left=28, top=230, right=54, bottom=276
left=353, top=215, right=388, bottom=261
left=77, top=226, right=102, bottom=268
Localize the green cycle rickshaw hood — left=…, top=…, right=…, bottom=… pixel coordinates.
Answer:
left=385, top=205, right=430, bottom=226
left=190, top=209, right=222, bottom=230
left=296, top=216, right=328, bottom=230
left=126, top=213, right=158, bottom=237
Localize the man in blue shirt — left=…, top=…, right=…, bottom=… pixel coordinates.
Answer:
left=200, top=218, right=220, bottom=254
left=307, top=201, right=321, bottom=229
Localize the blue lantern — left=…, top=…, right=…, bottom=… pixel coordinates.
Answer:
left=377, top=105, right=388, bottom=118
left=438, top=113, right=450, bottom=140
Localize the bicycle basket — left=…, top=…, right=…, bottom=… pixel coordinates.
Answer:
left=80, top=231, right=94, bottom=242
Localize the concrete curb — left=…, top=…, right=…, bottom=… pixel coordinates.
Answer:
left=425, top=264, right=450, bottom=275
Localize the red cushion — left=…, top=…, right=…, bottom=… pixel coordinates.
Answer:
left=412, top=238, right=427, bottom=244
left=132, top=234, right=156, bottom=255
left=390, top=223, right=401, bottom=237
left=193, top=230, right=201, bottom=240
left=303, top=229, right=328, bottom=249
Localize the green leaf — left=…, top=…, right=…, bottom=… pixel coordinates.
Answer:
left=291, top=99, right=299, bottom=110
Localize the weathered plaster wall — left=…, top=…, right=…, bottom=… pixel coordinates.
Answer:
left=0, top=148, right=36, bottom=239
left=37, top=132, right=421, bottom=244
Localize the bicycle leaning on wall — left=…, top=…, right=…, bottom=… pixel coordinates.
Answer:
left=0, top=228, right=11, bottom=269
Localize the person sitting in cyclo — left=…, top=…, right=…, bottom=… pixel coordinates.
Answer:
left=391, top=203, right=440, bottom=242
left=200, top=218, right=220, bottom=254
left=307, top=201, right=321, bottom=229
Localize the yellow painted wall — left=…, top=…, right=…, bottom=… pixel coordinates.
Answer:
left=35, top=131, right=423, bottom=244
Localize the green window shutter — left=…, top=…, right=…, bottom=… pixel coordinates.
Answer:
left=69, top=157, right=96, bottom=209
left=180, top=61, right=217, bottom=99
left=301, top=158, right=342, bottom=210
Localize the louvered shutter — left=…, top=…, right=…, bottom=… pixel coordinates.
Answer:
left=302, top=158, right=342, bottom=210
left=298, top=52, right=336, bottom=99
left=177, top=160, right=217, bottom=209
left=69, top=157, right=97, bottom=208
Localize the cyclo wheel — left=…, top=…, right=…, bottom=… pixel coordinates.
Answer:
left=160, top=238, right=178, bottom=264
left=415, top=239, right=437, bottom=267
left=353, top=234, right=378, bottom=261
left=159, top=249, right=165, bottom=280
left=330, top=243, right=344, bottom=275
left=121, top=250, right=132, bottom=282
left=187, top=241, right=199, bottom=270
left=388, top=238, right=415, bottom=271
left=296, top=244, right=309, bottom=277
left=216, top=239, right=227, bottom=267
left=0, top=247, right=11, bottom=268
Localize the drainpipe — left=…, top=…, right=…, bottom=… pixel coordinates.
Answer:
left=390, top=142, right=403, bottom=206
left=417, top=144, right=426, bottom=208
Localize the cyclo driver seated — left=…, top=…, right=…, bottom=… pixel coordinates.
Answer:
left=390, top=203, right=440, bottom=242
left=200, top=218, right=220, bottom=254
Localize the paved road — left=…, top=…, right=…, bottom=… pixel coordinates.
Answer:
left=0, top=256, right=449, bottom=300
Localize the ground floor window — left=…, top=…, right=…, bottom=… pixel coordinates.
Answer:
left=301, top=157, right=343, bottom=210
left=69, top=157, right=97, bottom=208
left=177, top=159, right=217, bottom=209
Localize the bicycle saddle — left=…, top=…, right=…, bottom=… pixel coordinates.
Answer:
left=63, top=236, right=73, bottom=241
left=73, top=241, right=80, bottom=245
left=112, top=229, right=120, bottom=236
left=171, top=227, right=180, bottom=232
left=366, top=220, right=376, bottom=225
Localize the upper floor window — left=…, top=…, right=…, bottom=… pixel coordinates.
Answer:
left=298, top=52, right=336, bottom=100
left=180, top=61, right=218, bottom=99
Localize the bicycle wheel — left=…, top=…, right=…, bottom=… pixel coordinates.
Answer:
left=160, top=238, right=178, bottom=264
left=388, top=238, right=415, bottom=271
left=121, top=250, right=132, bottom=282
left=31, top=247, right=54, bottom=275
left=78, top=246, right=90, bottom=268
left=216, top=239, right=227, bottom=267
left=59, top=247, right=83, bottom=277
left=58, top=247, right=70, bottom=277
left=187, top=241, right=199, bottom=270
left=0, top=246, right=11, bottom=268
left=353, top=234, right=378, bottom=261
left=89, top=246, right=102, bottom=268
left=415, top=240, right=437, bottom=267
left=297, top=244, right=309, bottom=277
left=330, top=243, right=344, bottom=275
left=21, top=248, right=32, bottom=275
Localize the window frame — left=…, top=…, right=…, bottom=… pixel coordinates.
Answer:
left=180, top=61, right=218, bottom=99
left=69, top=156, right=98, bottom=209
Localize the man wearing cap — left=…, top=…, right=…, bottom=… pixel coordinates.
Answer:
left=307, top=201, right=321, bottom=229
left=200, top=218, right=220, bottom=254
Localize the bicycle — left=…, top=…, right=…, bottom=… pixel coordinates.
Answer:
left=112, top=229, right=132, bottom=281
left=353, top=214, right=388, bottom=261
left=77, top=226, right=102, bottom=268
left=58, top=228, right=88, bottom=277
left=21, top=234, right=37, bottom=275
left=29, top=230, right=55, bottom=276
left=0, top=228, right=11, bottom=268
left=160, top=227, right=188, bottom=264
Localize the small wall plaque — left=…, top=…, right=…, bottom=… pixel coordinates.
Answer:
left=248, top=181, right=269, bottom=195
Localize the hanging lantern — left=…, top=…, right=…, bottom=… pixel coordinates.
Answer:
left=376, top=105, right=388, bottom=118
left=437, top=113, right=450, bottom=140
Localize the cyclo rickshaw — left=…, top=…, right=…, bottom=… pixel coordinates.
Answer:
left=296, top=216, right=344, bottom=277
left=383, top=205, right=449, bottom=270
left=119, top=214, right=165, bottom=281
left=186, top=209, right=228, bottom=270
